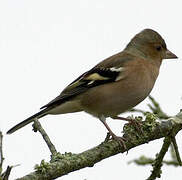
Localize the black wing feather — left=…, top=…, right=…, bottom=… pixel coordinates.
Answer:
left=40, top=67, right=120, bottom=109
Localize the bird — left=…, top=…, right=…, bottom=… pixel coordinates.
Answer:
left=7, top=29, right=177, bottom=148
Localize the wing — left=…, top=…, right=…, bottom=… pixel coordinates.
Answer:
left=40, top=66, right=125, bottom=109
left=41, top=52, right=133, bottom=109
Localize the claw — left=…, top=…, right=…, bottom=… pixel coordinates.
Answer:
left=111, top=133, right=127, bottom=151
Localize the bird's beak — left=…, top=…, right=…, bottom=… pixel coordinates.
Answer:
left=165, top=49, right=178, bottom=59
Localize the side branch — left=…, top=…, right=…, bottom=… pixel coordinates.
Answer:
left=147, top=136, right=172, bottom=180
left=33, top=120, right=57, bottom=156
left=0, top=132, right=3, bottom=171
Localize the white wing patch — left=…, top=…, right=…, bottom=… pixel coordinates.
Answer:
left=110, top=67, right=125, bottom=81
left=110, top=67, right=124, bottom=72
left=87, top=80, right=95, bottom=85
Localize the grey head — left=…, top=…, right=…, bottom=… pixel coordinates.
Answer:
left=125, top=29, right=177, bottom=60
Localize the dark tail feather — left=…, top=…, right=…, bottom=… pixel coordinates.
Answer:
left=7, top=108, right=49, bottom=134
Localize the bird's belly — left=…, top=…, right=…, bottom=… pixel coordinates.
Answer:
left=81, top=79, right=153, bottom=117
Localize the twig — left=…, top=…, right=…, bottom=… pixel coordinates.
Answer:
left=32, top=120, right=57, bottom=156
left=130, top=138, right=182, bottom=167
left=129, top=155, right=180, bottom=166
left=0, top=131, right=3, bottom=174
left=1, top=166, right=13, bottom=180
left=148, top=96, right=169, bottom=119
left=171, top=137, right=182, bottom=165
left=147, top=136, right=172, bottom=180
left=0, top=132, right=16, bottom=180
left=170, top=143, right=178, bottom=163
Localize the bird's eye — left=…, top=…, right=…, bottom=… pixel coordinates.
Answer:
left=156, top=46, right=162, bottom=51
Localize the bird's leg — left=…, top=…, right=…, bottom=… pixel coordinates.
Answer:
left=111, top=116, right=143, bottom=134
left=99, top=115, right=127, bottom=150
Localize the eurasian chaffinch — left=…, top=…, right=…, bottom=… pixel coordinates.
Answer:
left=7, top=29, right=177, bottom=147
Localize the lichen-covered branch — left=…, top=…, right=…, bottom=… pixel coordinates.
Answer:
left=147, top=137, right=172, bottom=180
left=147, top=121, right=182, bottom=180
left=16, top=112, right=182, bottom=180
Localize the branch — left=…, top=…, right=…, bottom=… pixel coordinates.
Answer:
left=16, top=111, right=182, bottom=180
left=0, top=132, right=15, bottom=180
left=1, top=166, right=13, bottom=180
left=32, top=120, right=57, bottom=156
left=128, top=155, right=180, bottom=167
left=171, top=137, right=182, bottom=165
left=147, top=119, right=182, bottom=180
left=0, top=132, right=3, bottom=173
left=147, top=137, right=172, bottom=180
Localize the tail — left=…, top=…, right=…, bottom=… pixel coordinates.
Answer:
left=7, top=108, right=49, bottom=134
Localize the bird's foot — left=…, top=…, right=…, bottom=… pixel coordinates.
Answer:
left=112, top=134, right=127, bottom=150
left=107, top=132, right=127, bottom=150
left=100, top=115, right=127, bottom=151
left=112, top=116, right=143, bottom=134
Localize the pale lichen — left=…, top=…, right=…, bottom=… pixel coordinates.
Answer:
left=34, top=160, right=51, bottom=174
left=143, top=112, right=159, bottom=132
left=50, top=152, right=77, bottom=163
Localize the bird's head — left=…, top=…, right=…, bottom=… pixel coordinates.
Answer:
left=125, top=29, right=177, bottom=62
